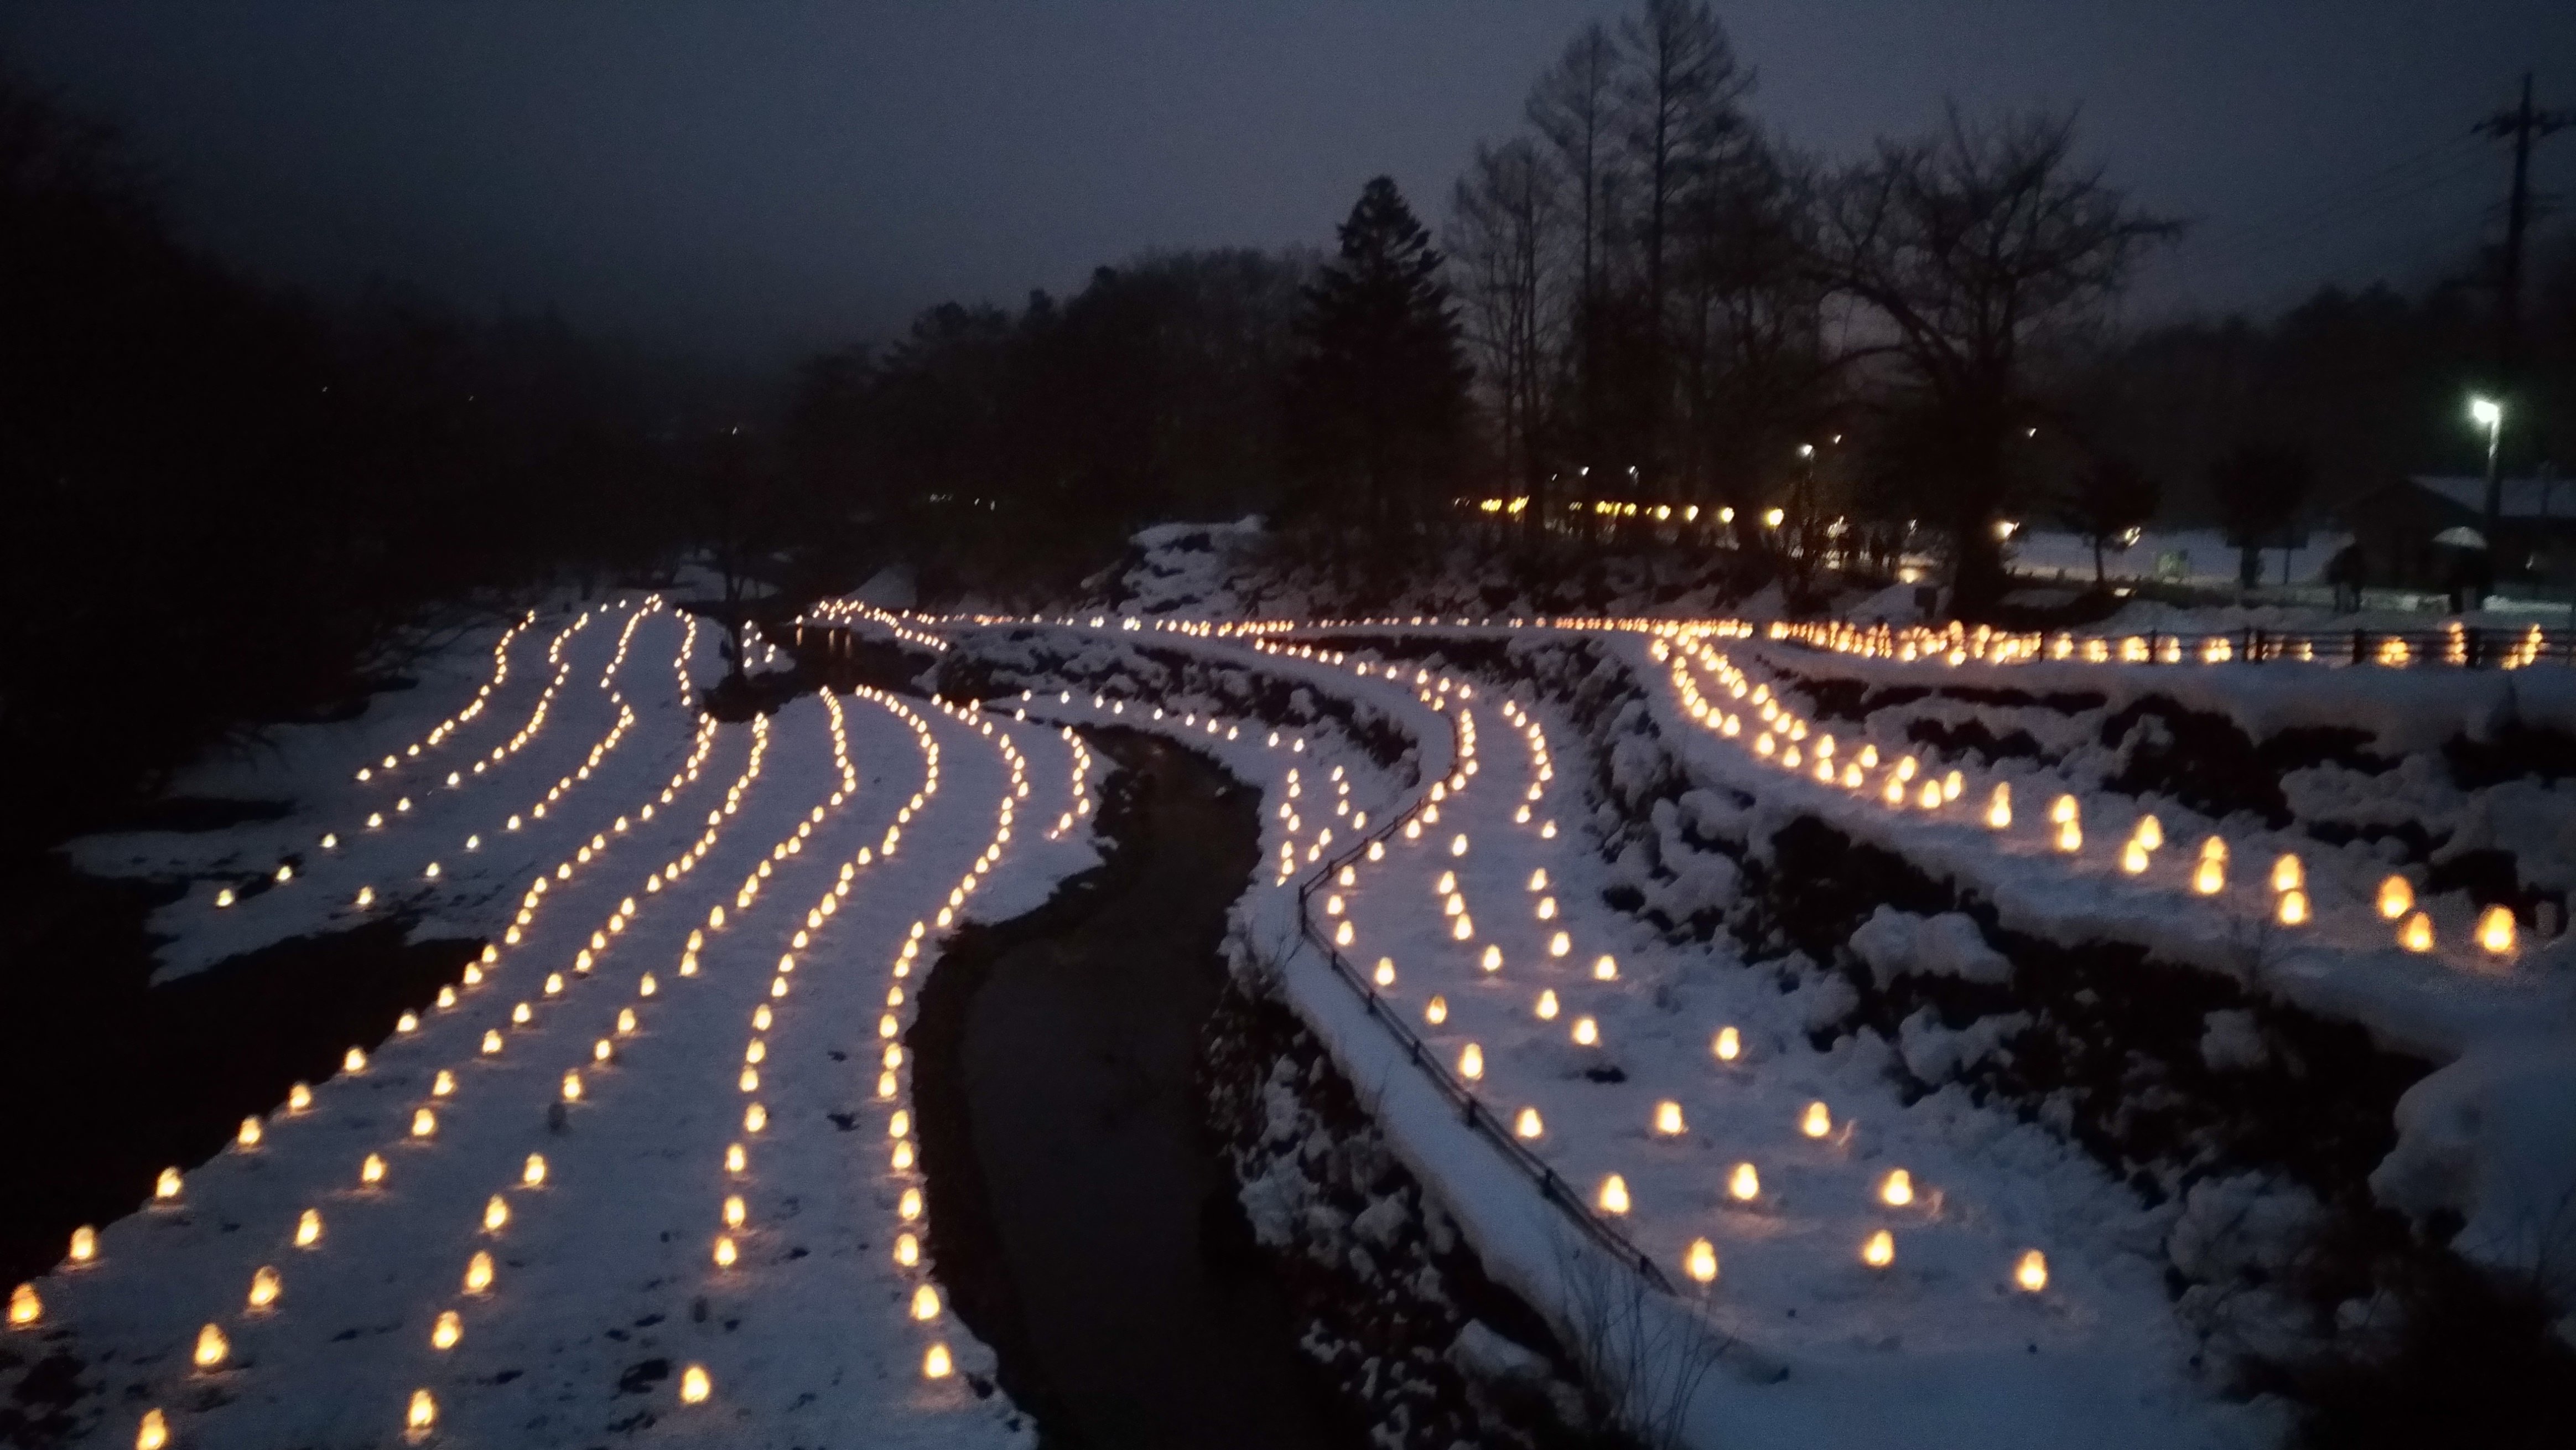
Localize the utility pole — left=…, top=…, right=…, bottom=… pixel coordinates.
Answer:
left=2471, top=74, right=2572, bottom=563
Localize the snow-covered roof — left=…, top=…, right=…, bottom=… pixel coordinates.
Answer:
left=2406, top=474, right=2576, bottom=520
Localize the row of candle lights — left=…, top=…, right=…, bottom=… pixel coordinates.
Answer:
left=17, top=604, right=766, bottom=1444
left=1285, top=646, right=2058, bottom=1311
left=1659, top=629, right=2527, bottom=962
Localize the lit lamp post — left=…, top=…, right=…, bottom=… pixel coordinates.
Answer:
left=2469, top=395, right=2506, bottom=610
left=2471, top=390, right=2505, bottom=530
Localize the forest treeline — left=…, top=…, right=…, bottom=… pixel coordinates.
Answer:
left=788, top=1, right=2572, bottom=605
left=0, top=75, right=731, bottom=848
left=6, top=3, right=2572, bottom=843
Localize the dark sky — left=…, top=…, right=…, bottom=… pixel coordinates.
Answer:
left=4, top=2, right=2568, bottom=364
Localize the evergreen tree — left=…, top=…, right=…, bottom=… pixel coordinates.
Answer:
left=1286, top=177, right=1473, bottom=538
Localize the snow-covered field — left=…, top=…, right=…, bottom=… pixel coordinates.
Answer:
left=15, top=522, right=2576, bottom=1449
left=10, top=596, right=1097, bottom=1448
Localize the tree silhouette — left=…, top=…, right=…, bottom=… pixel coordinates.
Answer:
left=2054, top=455, right=2162, bottom=584
left=1816, top=107, right=2178, bottom=614
left=2211, top=442, right=2313, bottom=588
left=1284, top=177, right=1472, bottom=542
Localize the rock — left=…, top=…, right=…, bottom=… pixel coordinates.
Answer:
left=1446, top=1320, right=1547, bottom=1387
left=1353, top=1194, right=1408, bottom=1249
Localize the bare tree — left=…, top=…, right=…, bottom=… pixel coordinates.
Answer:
left=1817, top=107, right=2178, bottom=613
left=1670, top=134, right=1832, bottom=514
left=1616, top=0, right=1753, bottom=350
left=1450, top=138, right=1565, bottom=543
left=1526, top=23, right=1621, bottom=481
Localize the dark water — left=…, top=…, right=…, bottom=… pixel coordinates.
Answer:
left=909, top=732, right=1348, bottom=1450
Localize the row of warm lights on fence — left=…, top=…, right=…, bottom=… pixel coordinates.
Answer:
left=39, top=665, right=760, bottom=1444
left=1765, top=615, right=2555, bottom=673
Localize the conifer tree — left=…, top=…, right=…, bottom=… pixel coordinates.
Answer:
left=1286, top=176, right=1472, bottom=537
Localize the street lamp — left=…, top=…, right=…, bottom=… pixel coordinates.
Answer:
left=2470, top=395, right=2505, bottom=608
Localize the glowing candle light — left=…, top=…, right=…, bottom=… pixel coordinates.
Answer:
left=726, top=1143, right=747, bottom=1174
left=680, top=1364, right=711, bottom=1405
left=895, top=1232, right=920, bottom=1267
left=1713, top=1026, right=1740, bottom=1062
left=1686, top=1238, right=1719, bottom=1286
left=713, top=1235, right=738, bottom=1268
left=2395, top=910, right=2435, bottom=952
left=2134, top=814, right=2164, bottom=851
left=2478, top=905, right=2517, bottom=955
left=911, top=1284, right=942, bottom=1321
left=723, top=1194, right=747, bottom=1229
left=523, top=1153, right=547, bottom=1187
left=1373, top=957, right=1396, bottom=988
left=1881, top=1169, right=1914, bottom=1207
left=156, top=1167, right=183, bottom=1200
left=2015, top=1249, right=2049, bottom=1292
left=745, top=1104, right=768, bottom=1133
left=1986, top=784, right=2012, bottom=828
left=432, top=1310, right=461, bottom=1349
left=69, top=1225, right=96, bottom=1264
left=483, top=1194, right=510, bottom=1231
left=2054, top=817, right=2082, bottom=853
left=1425, top=996, right=1448, bottom=1026
left=2271, top=853, right=2303, bottom=894
left=1705, top=1160, right=1753, bottom=1212
left=1458, top=1044, right=1484, bottom=1080
left=1514, top=1107, right=1544, bottom=1138
left=411, top=1107, right=437, bottom=1138
left=2377, top=875, right=2414, bottom=920
left=482, top=1030, right=503, bottom=1055
left=193, top=1323, right=228, bottom=1368
left=408, top=1390, right=437, bottom=1435
left=137, top=1408, right=169, bottom=1450
left=464, top=1251, right=494, bottom=1294
left=2120, top=838, right=2150, bottom=874
left=238, top=1116, right=263, bottom=1148
left=1862, top=1230, right=1894, bottom=1268
left=923, top=1343, right=954, bottom=1379
left=1593, top=955, right=1618, bottom=981
left=1597, top=1174, right=1630, bottom=1214
left=247, top=1265, right=280, bottom=1309
left=1654, top=1101, right=1686, bottom=1136
left=1801, top=1101, right=1833, bottom=1138
left=1572, top=1016, right=1599, bottom=1047
left=1535, top=989, right=1560, bottom=1021
left=344, top=1047, right=367, bottom=1073
left=561, top=1071, right=583, bottom=1102
left=899, top=1187, right=923, bottom=1222
left=2194, top=853, right=2225, bottom=895
left=2277, top=889, right=2310, bottom=926
left=7, top=1284, right=37, bottom=1327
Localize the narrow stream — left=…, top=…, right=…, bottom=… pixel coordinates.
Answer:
left=908, top=731, right=1353, bottom=1450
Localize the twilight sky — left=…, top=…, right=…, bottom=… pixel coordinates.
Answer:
left=4, top=2, right=2568, bottom=364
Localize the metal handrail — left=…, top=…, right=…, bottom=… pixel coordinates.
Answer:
left=1291, top=696, right=1680, bottom=1297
